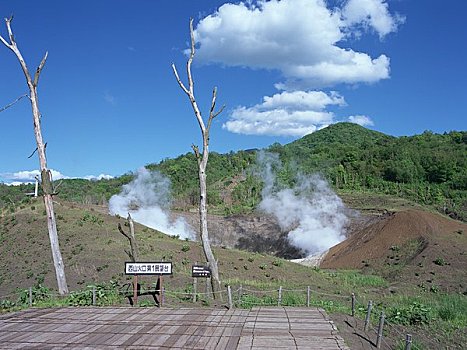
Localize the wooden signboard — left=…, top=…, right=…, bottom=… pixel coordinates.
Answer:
left=192, top=265, right=211, bottom=278
left=124, top=262, right=172, bottom=307
left=125, top=262, right=172, bottom=275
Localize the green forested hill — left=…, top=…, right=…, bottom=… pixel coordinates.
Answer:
left=279, top=123, right=467, bottom=219
left=1, top=123, right=466, bottom=220
left=279, top=123, right=466, bottom=190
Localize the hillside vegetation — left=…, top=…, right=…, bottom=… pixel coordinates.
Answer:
left=1, top=123, right=466, bottom=348
left=0, top=199, right=465, bottom=349
left=3, top=123, right=465, bottom=220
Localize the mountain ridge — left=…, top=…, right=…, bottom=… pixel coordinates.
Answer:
left=1, top=122, right=466, bottom=220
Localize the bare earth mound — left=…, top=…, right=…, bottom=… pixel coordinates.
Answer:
left=321, top=209, right=467, bottom=292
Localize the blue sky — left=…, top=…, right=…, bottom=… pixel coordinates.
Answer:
left=0, top=0, right=465, bottom=183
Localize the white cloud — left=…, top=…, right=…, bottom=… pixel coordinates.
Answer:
left=194, top=0, right=402, bottom=137
left=83, top=174, right=114, bottom=181
left=348, top=115, right=374, bottom=126
left=3, top=181, right=29, bottom=187
left=194, top=0, right=401, bottom=88
left=10, top=169, right=69, bottom=181
left=223, top=90, right=342, bottom=137
left=261, top=90, right=345, bottom=110
left=1, top=170, right=114, bottom=184
left=342, top=0, right=405, bottom=39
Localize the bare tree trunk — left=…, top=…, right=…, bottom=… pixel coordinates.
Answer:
left=198, top=162, right=221, bottom=295
left=118, top=214, right=139, bottom=262
left=0, top=17, right=68, bottom=294
left=172, top=18, right=225, bottom=299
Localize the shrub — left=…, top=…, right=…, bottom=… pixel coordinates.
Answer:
left=387, top=302, right=432, bottom=325
left=433, top=257, right=446, bottom=266
left=18, top=284, right=51, bottom=306
left=272, top=259, right=283, bottom=267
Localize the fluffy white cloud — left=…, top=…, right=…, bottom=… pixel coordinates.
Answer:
left=4, top=181, right=28, bottom=187
left=223, top=90, right=342, bottom=137
left=83, top=174, right=114, bottom=181
left=194, top=0, right=402, bottom=137
left=261, top=90, right=345, bottom=110
left=342, top=0, right=405, bottom=39
left=194, top=0, right=401, bottom=88
left=348, top=115, right=374, bottom=126
left=1, top=170, right=114, bottom=185
left=10, top=169, right=69, bottom=181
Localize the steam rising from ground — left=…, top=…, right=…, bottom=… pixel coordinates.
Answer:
left=257, top=152, right=348, bottom=256
left=109, top=168, right=194, bottom=240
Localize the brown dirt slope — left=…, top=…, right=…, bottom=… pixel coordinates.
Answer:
left=321, top=209, right=467, bottom=292
left=0, top=199, right=316, bottom=297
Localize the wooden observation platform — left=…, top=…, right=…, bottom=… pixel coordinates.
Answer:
left=0, top=306, right=349, bottom=349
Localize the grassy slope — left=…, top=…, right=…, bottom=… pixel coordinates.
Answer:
left=0, top=198, right=383, bottom=297
left=0, top=196, right=465, bottom=348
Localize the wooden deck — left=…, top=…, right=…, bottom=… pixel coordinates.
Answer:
left=0, top=306, right=350, bottom=349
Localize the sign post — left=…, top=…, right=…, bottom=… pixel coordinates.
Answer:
left=125, top=262, right=173, bottom=306
left=133, top=275, right=138, bottom=306
left=192, top=265, right=211, bottom=299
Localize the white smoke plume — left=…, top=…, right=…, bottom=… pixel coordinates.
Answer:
left=109, top=167, right=194, bottom=240
left=257, top=152, right=348, bottom=256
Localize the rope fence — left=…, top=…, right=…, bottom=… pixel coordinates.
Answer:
left=0, top=282, right=429, bottom=349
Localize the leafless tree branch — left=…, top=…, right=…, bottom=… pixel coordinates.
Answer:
left=28, top=142, right=47, bottom=159
left=0, top=17, right=13, bottom=49
left=187, top=18, right=195, bottom=94
left=172, top=18, right=207, bottom=135
left=53, top=179, right=63, bottom=193
left=213, top=105, right=225, bottom=119
left=118, top=223, right=130, bottom=240
left=34, top=51, right=48, bottom=87
left=118, top=214, right=138, bottom=262
left=0, top=94, right=29, bottom=113
left=5, top=16, right=14, bottom=43
left=171, top=63, right=190, bottom=95
left=207, top=87, right=225, bottom=133
left=191, top=144, right=201, bottom=164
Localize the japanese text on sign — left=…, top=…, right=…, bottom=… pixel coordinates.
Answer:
left=125, top=262, right=172, bottom=275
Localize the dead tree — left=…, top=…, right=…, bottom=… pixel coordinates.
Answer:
left=118, top=214, right=139, bottom=262
left=172, top=18, right=225, bottom=298
left=0, top=16, right=68, bottom=294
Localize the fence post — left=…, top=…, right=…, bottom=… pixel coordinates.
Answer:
left=206, top=277, right=212, bottom=299
left=238, top=285, right=243, bottom=304
left=351, top=293, right=355, bottom=317
left=92, top=286, right=96, bottom=306
left=161, top=286, right=165, bottom=307
left=133, top=275, right=138, bottom=307
left=306, top=286, right=310, bottom=307
left=278, top=286, right=282, bottom=306
left=227, top=285, right=233, bottom=309
left=405, top=334, right=412, bottom=350
left=376, top=312, right=385, bottom=349
left=364, top=300, right=373, bottom=331
left=192, top=277, right=197, bottom=303
left=29, top=287, right=33, bottom=307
